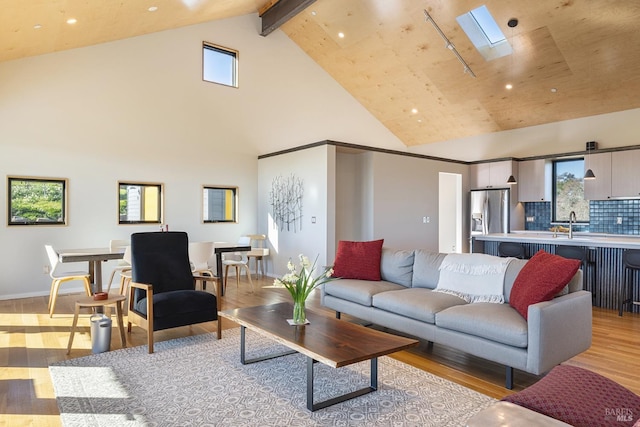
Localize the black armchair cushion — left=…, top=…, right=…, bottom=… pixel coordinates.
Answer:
left=134, top=289, right=217, bottom=331
left=132, top=232, right=195, bottom=294
left=130, top=231, right=217, bottom=332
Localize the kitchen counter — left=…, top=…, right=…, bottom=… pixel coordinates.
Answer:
left=474, top=231, right=640, bottom=249
left=471, top=232, right=640, bottom=312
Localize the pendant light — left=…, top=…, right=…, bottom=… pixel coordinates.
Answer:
left=584, top=141, right=596, bottom=180
left=582, top=5, right=596, bottom=181
left=505, top=18, right=518, bottom=185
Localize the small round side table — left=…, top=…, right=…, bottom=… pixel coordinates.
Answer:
left=67, top=294, right=127, bottom=354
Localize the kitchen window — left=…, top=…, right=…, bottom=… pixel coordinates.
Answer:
left=552, top=159, right=589, bottom=223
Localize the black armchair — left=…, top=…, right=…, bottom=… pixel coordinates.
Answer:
left=127, top=231, right=220, bottom=353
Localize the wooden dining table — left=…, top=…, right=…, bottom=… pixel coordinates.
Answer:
left=56, top=247, right=125, bottom=294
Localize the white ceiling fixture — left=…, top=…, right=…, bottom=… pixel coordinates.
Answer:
left=423, top=9, right=476, bottom=78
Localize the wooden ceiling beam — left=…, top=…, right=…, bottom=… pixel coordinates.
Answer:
left=260, top=0, right=316, bottom=36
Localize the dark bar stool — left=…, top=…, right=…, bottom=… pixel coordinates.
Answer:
left=619, top=249, right=640, bottom=316
left=555, top=246, right=592, bottom=299
left=498, top=242, right=526, bottom=259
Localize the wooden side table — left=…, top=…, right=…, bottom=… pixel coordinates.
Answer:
left=67, top=294, right=127, bottom=354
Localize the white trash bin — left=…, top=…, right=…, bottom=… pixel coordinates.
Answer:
left=90, top=314, right=112, bottom=354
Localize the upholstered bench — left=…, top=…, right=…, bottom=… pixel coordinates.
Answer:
left=469, top=364, right=640, bottom=426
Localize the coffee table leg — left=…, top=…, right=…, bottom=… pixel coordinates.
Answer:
left=239, top=326, right=295, bottom=365
left=307, top=356, right=378, bottom=412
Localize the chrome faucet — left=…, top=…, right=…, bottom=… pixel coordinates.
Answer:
left=568, top=211, right=577, bottom=239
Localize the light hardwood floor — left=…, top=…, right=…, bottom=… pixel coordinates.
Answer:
left=1, top=276, right=639, bottom=426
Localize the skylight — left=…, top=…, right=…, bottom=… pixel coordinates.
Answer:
left=457, top=5, right=512, bottom=61
left=470, top=6, right=505, bottom=44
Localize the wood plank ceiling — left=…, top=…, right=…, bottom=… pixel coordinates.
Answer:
left=3, top=0, right=640, bottom=150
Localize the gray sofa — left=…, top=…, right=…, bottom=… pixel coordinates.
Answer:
left=321, top=248, right=593, bottom=388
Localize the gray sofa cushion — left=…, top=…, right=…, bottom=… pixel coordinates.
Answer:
left=380, top=248, right=415, bottom=287
left=436, top=303, right=528, bottom=348
left=411, top=250, right=447, bottom=289
left=323, top=279, right=405, bottom=306
left=373, top=288, right=467, bottom=324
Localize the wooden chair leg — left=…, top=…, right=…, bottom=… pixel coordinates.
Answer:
left=66, top=302, right=81, bottom=354
left=83, top=277, right=92, bottom=296
left=224, top=265, right=231, bottom=291
left=147, top=327, right=154, bottom=354
left=49, top=280, right=62, bottom=317
left=244, top=266, right=254, bottom=292
left=235, top=266, right=240, bottom=288
left=116, top=301, right=126, bottom=348
left=47, top=280, right=55, bottom=313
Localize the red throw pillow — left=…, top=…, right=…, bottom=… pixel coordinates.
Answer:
left=509, top=250, right=581, bottom=319
left=332, top=239, right=384, bottom=281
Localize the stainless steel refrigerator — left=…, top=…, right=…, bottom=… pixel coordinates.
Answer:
left=470, top=188, right=510, bottom=235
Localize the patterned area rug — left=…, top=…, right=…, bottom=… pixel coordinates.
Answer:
left=50, top=328, right=496, bottom=426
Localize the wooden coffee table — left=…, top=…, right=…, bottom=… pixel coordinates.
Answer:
left=219, top=302, right=418, bottom=411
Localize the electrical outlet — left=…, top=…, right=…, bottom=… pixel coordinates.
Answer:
left=43, top=265, right=50, bottom=274
left=423, top=216, right=430, bottom=223
left=617, top=217, right=623, bottom=225
left=526, top=216, right=535, bottom=223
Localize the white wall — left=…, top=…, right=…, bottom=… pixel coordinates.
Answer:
left=336, top=151, right=367, bottom=242
left=257, top=145, right=334, bottom=278
left=0, top=13, right=403, bottom=299
left=408, top=108, right=640, bottom=162
left=370, top=153, right=468, bottom=251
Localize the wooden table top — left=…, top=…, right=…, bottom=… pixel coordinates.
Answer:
left=57, top=247, right=125, bottom=263
left=219, top=302, right=418, bottom=368
left=74, top=294, right=126, bottom=307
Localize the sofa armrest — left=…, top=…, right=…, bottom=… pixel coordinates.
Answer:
left=526, top=290, right=592, bottom=374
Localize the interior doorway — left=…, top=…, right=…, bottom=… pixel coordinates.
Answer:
left=438, top=172, right=462, bottom=253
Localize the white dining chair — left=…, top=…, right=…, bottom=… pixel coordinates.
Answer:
left=189, top=241, right=216, bottom=290
left=246, top=234, right=270, bottom=278
left=106, top=239, right=131, bottom=294
left=45, top=245, right=92, bottom=317
left=222, top=236, right=254, bottom=292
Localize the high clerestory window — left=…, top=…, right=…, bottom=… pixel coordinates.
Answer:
left=203, top=42, right=238, bottom=88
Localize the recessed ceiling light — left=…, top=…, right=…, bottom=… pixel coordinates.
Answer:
left=338, top=32, right=345, bottom=38
left=148, top=6, right=158, bottom=12
left=411, top=108, right=419, bottom=114
left=311, top=11, right=317, bottom=16
left=33, top=24, right=42, bottom=29
left=66, top=18, right=77, bottom=25
left=505, top=83, right=513, bottom=90
left=551, top=88, right=558, bottom=93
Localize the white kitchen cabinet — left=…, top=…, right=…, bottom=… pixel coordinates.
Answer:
left=584, top=152, right=612, bottom=200
left=518, top=159, right=551, bottom=202
left=470, top=160, right=515, bottom=189
left=611, top=150, right=640, bottom=198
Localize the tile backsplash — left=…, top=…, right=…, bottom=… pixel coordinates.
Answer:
left=523, top=200, right=640, bottom=234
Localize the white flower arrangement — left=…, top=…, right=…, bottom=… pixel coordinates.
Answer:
left=273, top=254, right=335, bottom=323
